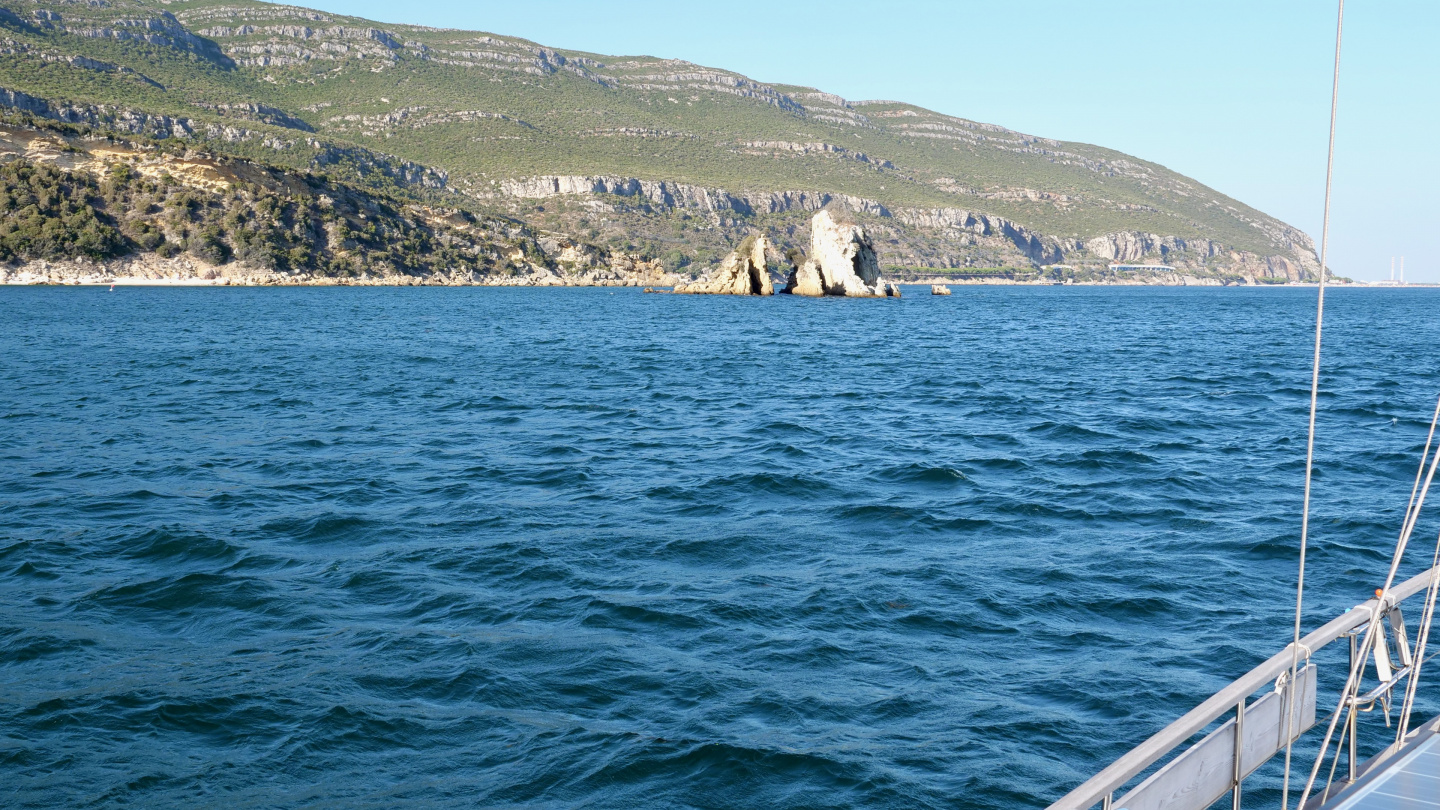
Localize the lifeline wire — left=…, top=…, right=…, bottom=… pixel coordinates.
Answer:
left=1281, top=1, right=1344, bottom=807
left=1389, top=397, right=1440, bottom=746
left=1298, top=394, right=1440, bottom=803
left=1303, top=408, right=1440, bottom=808
left=1395, top=514, right=1440, bottom=744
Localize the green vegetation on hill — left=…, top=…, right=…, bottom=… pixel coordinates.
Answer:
left=0, top=161, right=127, bottom=261
left=0, top=0, right=1318, bottom=278
left=0, top=120, right=569, bottom=279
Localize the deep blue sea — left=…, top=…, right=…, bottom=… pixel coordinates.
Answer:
left=3, top=285, right=1439, bottom=809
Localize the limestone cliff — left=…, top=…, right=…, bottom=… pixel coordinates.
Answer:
left=495, top=177, right=1319, bottom=282
left=496, top=175, right=890, bottom=218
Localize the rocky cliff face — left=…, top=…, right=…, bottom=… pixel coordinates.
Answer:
left=1080, top=231, right=1316, bottom=281
left=18, top=4, right=233, bottom=66
left=784, top=210, right=896, bottom=298
left=496, top=176, right=1319, bottom=281
left=496, top=175, right=889, bottom=218
left=895, top=206, right=1066, bottom=265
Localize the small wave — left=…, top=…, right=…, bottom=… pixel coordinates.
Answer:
left=1026, top=421, right=1117, bottom=441
left=666, top=502, right=732, bottom=517
left=872, top=463, right=970, bottom=486
left=756, top=441, right=810, bottom=458
left=831, top=504, right=929, bottom=526
left=260, top=512, right=374, bottom=544
left=580, top=597, right=709, bottom=632
left=1, top=631, right=87, bottom=664
left=508, top=466, right=592, bottom=488
left=749, top=420, right=824, bottom=437
left=119, top=527, right=241, bottom=563
left=1079, top=448, right=1157, bottom=465
left=11, top=560, right=60, bottom=579
left=651, top=472, right=840, bottom=501
left=965, top=456, right=1029, bottom=471
left=537, top=444, right=585, bottom=458
left=81, top=571, right=275, bottom=614
left=933, top=516, right=997, bottom=531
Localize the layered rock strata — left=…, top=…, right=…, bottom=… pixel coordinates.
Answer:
left=492, top=176, right=1320, bottom=280
left=783, top=210, right=897, bottom=298
left=674, top=234, right=774, bottom=295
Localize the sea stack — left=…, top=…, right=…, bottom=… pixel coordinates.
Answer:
left=783, top=209, right=897, bottom=297
left=931, top=284, right=952, bottom=295
left=674, top=235, right=775, bottom=295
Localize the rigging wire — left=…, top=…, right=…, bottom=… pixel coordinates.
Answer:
left=1301, top=417, right=1440, bottom=808
left=1316, top=397, right=1440, bottom=802
left=1281, top=1, right=1345, bottom=807
left=1390, top=397, right=1440, bottom=746
left=1394, top=520, right=1440, bottom=743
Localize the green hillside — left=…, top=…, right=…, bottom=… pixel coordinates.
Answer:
left=0, top=0, right=1319, bottom=280
left=0, top=118, right=680, bottom=286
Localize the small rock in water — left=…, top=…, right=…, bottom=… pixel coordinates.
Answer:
left=931, top=284, right=951, bottom=296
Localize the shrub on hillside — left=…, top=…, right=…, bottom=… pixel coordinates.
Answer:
left=0, top=156, right=515, bottom=279
left=0, top=162, right=127, bottom=262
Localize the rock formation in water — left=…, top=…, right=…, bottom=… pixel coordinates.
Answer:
left=674, top=234, right=775, bottom=295
left=931, top=284, right=951, bottom=295
left=785, top=258, right=824, bottom=297
left=783, top=209, right=897, bottom=297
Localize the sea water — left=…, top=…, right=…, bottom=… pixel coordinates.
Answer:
left=2, top=285, right=1438, bottom=808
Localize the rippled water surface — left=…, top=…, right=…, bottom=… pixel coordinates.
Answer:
left=4, top=286, right=1440, bottom=808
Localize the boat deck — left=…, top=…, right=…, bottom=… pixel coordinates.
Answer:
left=1322, top=733, right=1440, bottom=810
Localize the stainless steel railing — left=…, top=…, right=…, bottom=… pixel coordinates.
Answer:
left=1046, top=565, right=1440, bottom=810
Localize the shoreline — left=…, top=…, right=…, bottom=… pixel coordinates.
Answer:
left=0, top=255, right=680, bottom=289
left=4, top=278, right=1421, bottom=289
left=0, top=258, right=1416, bottom=290
left=1, top=276, right=661, bottom=287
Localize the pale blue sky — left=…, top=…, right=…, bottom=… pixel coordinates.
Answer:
left=306, top=0, right=1436, bottom=282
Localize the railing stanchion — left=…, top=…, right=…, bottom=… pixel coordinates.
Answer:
left=1348, top=630, right=1360, bottom=783
left=1233, top=699, right=1246, bottom=810
left=1348, top=708, right=1358, bottom=782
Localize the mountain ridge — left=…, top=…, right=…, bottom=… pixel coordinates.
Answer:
left=0, top=0, right=1322, bottom=284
